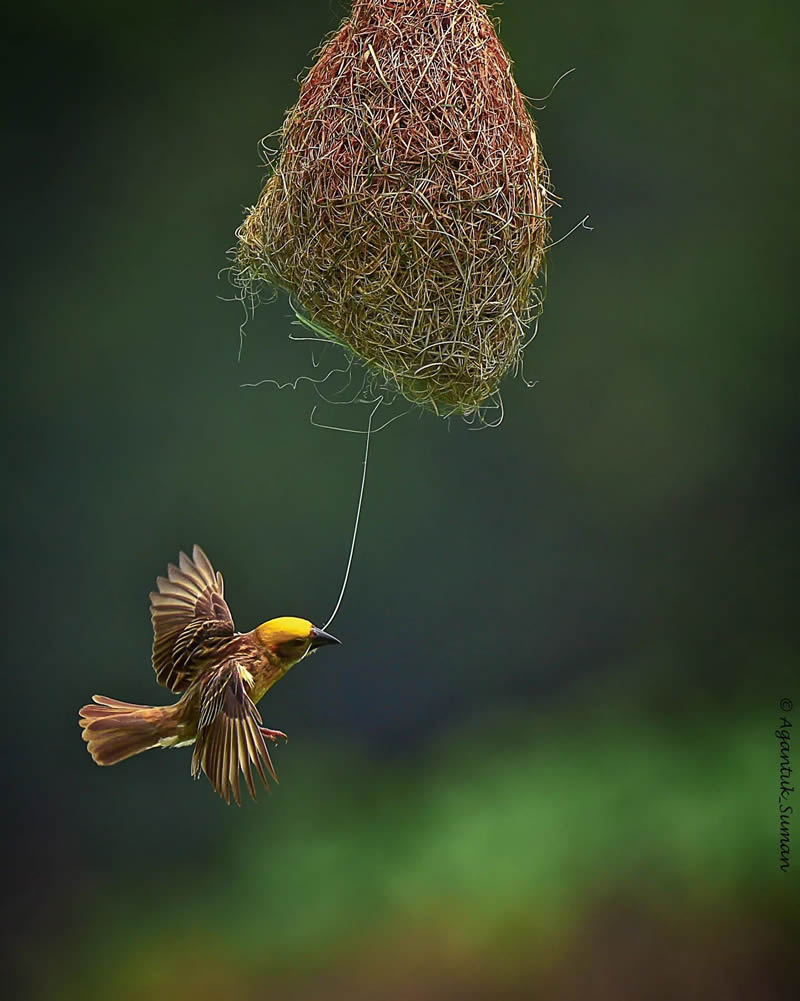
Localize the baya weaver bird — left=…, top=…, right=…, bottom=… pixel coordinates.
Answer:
left=79, top=546, right=340, bottom=804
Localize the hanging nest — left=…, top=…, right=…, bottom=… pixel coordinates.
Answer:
left=234, top=0, right=553, bottom=416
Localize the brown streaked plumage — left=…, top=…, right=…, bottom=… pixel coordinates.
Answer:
left=78, top=546, right=340, bottom=804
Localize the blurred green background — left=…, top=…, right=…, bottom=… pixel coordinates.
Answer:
left=3, top=1, right=797, bottom=997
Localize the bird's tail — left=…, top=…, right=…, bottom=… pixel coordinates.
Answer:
left=79, top=695, right=178, bottom=766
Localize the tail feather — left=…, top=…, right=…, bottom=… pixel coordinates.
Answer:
left=89, top=695, right=148, bottom=710
left=79, top=695, right=176, bottom=766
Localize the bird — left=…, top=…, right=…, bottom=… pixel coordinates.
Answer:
left=79, top=545, right=341, bottom=804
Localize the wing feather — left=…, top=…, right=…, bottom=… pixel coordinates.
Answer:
left=150, top=545, right=235, bottom=693
left=191, top=660, right=278, bottom=804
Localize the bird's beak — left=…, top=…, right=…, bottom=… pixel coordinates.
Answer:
left=310, top=626, right=341, bottom=649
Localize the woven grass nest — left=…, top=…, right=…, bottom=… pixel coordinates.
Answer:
left=235, top=0, right=552, bottom=416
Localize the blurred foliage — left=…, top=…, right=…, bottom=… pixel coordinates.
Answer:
left=3, top=0, right=798, bottom=997
left=33, top=705, right=798, bottom=1000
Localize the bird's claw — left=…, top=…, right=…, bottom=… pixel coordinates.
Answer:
left=259, top=727, right=288, bottom=744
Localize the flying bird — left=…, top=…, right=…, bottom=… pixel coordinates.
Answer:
left=79, top=546, right=340, bottom=804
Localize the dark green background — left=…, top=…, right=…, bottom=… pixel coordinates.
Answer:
left=4, top=1, right=797, bottom=997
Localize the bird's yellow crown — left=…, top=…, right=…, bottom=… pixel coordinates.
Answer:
left=256, top=617, right=314, bottom=647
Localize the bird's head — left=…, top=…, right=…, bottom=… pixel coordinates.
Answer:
left=254, top=616, right=341, bottom=669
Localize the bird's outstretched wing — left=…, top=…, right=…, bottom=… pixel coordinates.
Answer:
left=150, top=545, right=235, bottom=693
left=191, top=660, right=277, bottom=805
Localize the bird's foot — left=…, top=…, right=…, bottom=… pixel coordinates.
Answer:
left=259, top=726, right=288, bottom=744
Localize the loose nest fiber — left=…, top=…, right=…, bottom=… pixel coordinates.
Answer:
left=235, top=0, right=552, bottom=416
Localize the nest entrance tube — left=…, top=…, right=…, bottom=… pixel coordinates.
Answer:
left=235, top=0, right=552, bottom=417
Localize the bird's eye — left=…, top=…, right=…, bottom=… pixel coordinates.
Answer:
left=287, top=638, right=306, bottom=648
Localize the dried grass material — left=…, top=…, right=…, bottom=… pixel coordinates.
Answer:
left=235, top=0, right=552, bottom=415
